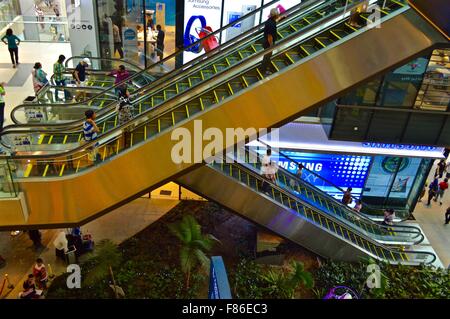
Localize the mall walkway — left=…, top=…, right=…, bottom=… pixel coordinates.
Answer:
left=412, top=160, right=450, bottom=268
left=0, top=42, right=72, bottom=127
left=0, top=198, right=179, bottom=299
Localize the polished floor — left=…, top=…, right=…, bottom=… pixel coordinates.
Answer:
left=0, top=42, right=72, bottom=127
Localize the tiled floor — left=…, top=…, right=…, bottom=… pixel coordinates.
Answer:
left=0, top=42, right=72, bottom=127
left=0, top=198, right=179, bottom=299
left=411, top=160, right=450, bottom=268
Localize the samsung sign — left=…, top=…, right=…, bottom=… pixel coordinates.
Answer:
left=362, top=143, right=437, bottom=151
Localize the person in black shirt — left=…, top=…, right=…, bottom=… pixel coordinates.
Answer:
left=260, top=8, right=281, bottom=75
left=73, top=58, right=91, bottom=101
left=156, top=24, right=165, bottom=62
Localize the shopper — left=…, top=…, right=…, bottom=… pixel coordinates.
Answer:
left=260, top=8, right=280, bottom=76
left=113, top=24, right=124, bottom=59
left=445, top=206, right=450, bottom=225
left=28, top=230, right=43, bottom=249
left=73, top=58, right=91, bottom=101
left=261, top=149, right=275, bottom=193
left=20, top=274, right=38, bottom=299
left=116, top=88, right=133, bottom=150
left=418, top=183, right=427, bottom=202
left=156, top=24, right=165, bottom=62
left=0, top=82, right=6, bottom=131
left=32, top=62, right=49, bottom=94
left=108, top=65, right=130, bottom=95
left=83, top=109, right=100, bottom=142
left=437, top=159, right=446, bottom=178
left=289, top=163, right=303, bottom=189
left=382, top=208, right=395, bottom=226
left=427, top=177, right=439, bottom=205
left=53, top=55, right=71, bottom=101
left=342, top=187, right=353, bottom=205
left=33, top=258, right=48, bottom=290
left=147, top=13, right=155, bottom=31
left=1, top=29, right=20, bottom=68
left=83, top=110, right=101, bottom=162
left=348, top=0, right=369, bottom=28
left=353, top=199, right=363, bottom=213
left=436, top=178, right=449, bottom=205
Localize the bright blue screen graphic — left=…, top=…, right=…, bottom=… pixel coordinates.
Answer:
left=275, top=151, right=373, bottom=199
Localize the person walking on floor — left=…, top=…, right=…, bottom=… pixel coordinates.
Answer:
left=260, top=8, right=281, bottom=76
left=1, top=29, right=20, bottom=68
left=445, top=206, right=450, bottom=225
left=418, top=183, right=427, bottom=202
left=112, top=24, right=124, bottom=59
left=53, top=54, right=71, bottom=101
left=427, top=177, right=439, bottom=205
left=0, top=82, right=6, bottom=132
left=436, top=178, right=449, bottom=206
left=437, top=159, right=446, bottom=179
left=28, top=230, right=43, bottom=249
left=156, top=24, right=165, bottom=63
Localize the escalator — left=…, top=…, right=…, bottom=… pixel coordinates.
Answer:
left=176, top=152, right=436, bottom=265
left=10, top=57, right=150, bottom=125
left=1, top=0, right=341, bottom=150
left=0, top=0, right=447, bottom=234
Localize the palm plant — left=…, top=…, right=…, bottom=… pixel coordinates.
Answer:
left=263, top=261, right=314, bottom=298
left=84, top=239, right=122, bottom=286
left=168, top=215, right=220, bottom=289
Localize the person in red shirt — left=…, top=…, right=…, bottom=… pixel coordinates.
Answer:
left=33, top=258, right=48, bottom=289
left=437, top=178, right=449, bottom=206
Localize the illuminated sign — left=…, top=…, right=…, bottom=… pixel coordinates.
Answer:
left=259, top=150, right=373, bottom=199
left=362, top=143, right=437, bottom=151
left=208, top=256, right=232, bottom=299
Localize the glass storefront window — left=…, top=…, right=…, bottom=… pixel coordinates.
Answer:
left=0, top=0, right=69, bottom=42
left=362, top=155, right=431, bottom=211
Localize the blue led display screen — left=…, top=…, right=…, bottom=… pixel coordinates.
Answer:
left=272, top=151, right=373, bottom=199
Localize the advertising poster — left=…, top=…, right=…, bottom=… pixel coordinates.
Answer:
left=260, top=150, right=372, bottom=199
left=65, top=0, right=99, bottom=58
left=183, top=0, right=223, bottom=63
left=221, top=0, right=261, bottom=43
left=362, top=156, right=421, bottom=199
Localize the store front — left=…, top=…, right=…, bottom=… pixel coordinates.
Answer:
left=0, top=0, right=69, bottom=42
left=95, top=0, right=178, bottom=68
left=251, top=122, right=444, bottom=213
left=94, top=0, right=302, bottom=68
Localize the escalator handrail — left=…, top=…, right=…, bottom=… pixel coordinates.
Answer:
left=1, top=0, right=330, bottom=137
left=214, top=154, right=435, bottom=264
left=243, top=144, right=425, bottom=239
left=9, top=0, right=319, bottom=128
left=3, top=0, right=329, bottom=132
left=255, top=138, right=416, bottom=222
left=1, top=0, right=397, bottom=159
left=63, top=56, right=145, bottom=73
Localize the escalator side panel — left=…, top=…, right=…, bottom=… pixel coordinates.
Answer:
left=177, top=165, right=372, bottom=262
left=1, top=10, right=446, bottom=227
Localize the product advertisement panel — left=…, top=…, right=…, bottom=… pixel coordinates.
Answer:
left=269, top=150, right=373, bottom=200
left=362, top=156, right=422, bottom=199
left=221, top=0, right=261, bottom=43
left=183, top=0, right=223, bottom=63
